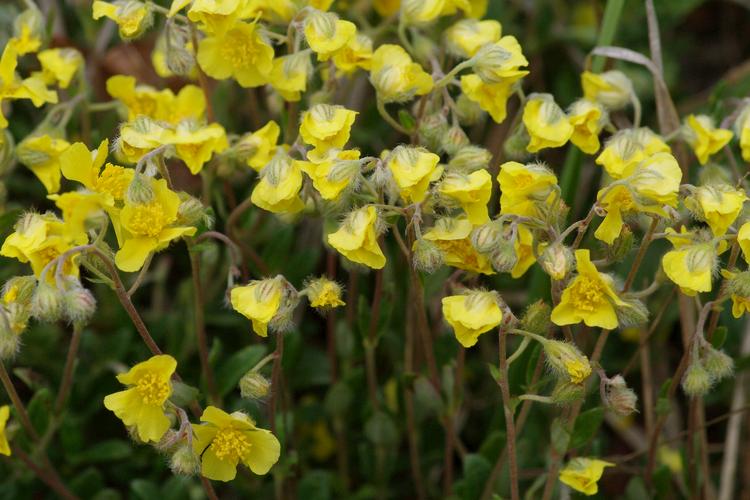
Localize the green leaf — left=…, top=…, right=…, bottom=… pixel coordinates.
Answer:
left=656, top=378, right=672, bottom=416
left=169, top=381, right=199, bottom=407
left=570, top=407, right=604, bottom=449
left=398, top=110, right=416, bottom=131
left=215, top=344, right=267, bottom=397
left=72, top=440, right=132, bottom=464
left=625, top=476, right=649, bottom=500
left=130, top=480, right=160, bottom=500
left=27, top=387, right=53, bottom=436
left=161, top=476, right=190, bottom=500
left=710, top=326, right=728, bottom=349
left=297, top=470, right=333, bottom=500
left=364, top=411, right=398, bottom=447
left=456, top=454, right=492, bottom=500
left=487, top=363, right=502, bottom=384
left=325, top=381, right=353, bottom=416
left=550, top=418, right=570, bottom=455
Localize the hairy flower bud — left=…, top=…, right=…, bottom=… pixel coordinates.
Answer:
left=551, top=380, right=586, bottom=404
left=615, top=297, right=649, bottom=328
left=606, top=225, right=635, bottom=262
left=177, top=195, right=212, bottom=228
left=126, top=174, right=155, bottom=205
left=239, top=371, right=271, bottom=400
left=63, top=280, right=97, bottom=326
left=441, top=125, right=471, bottom=155
left=539, top=243, right=572, bottom=280
left=519, top=300, right=552, bottom=336
left=30, top=282, right=63, bottom=323
left=0, top=315, right=21, bottom=360
left=164, top=21, right=195, bottom=76
left=489, top=237, right=518, bottom=273
left=3, top=276, right=37, bottom=305
left=456, top=93, right=484, bottom=126
left=681, top=359, right=712, bottom=397
left=605, top=375, right=638, bottom=416
left=448, top=146, right=492, bottom=172
left=543, top=339, right=592, bottom=385
left=418, top=113, right=449, bottom=152
left=470, top=221, right=502, bottom=254
left=170, top=444, right=200, bottom=476
left=701, top=345, right=734, bottom=382
left=412, top=238, right=444, bottom=273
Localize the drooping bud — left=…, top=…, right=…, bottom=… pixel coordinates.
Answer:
left=470, top=220, right=502, bottom=254
left=0, top=315, right=21, bottom=360
left=169, top=444, right=200, bottom=476
left=606, top=225, right=635, bottom=262
left=456, top=93, right=484, bottom=126
left=538, top=243, right=572, bottom=280
left=164, top=21, right=195, bottom=76
left=30, top=282, right=63, bottom=323
left=304, top=277, right=345, bottom=310
left=551, top=380, right=586, bottom=404
left=177, top=194, right=212, bottom=228
left=519, top=300, right=552, bottom=336
left=681, top=359, right=712, bottom=397
left=412, top=238, right=444, bottom=273
left=3, top=276, right=37, bottom=305
left=604, top=375, right=638, bottom=416
left=582, top=70, right=634, bottom=110
left=615, top=297, right=649, bottom=328
left=441, top=125, right=471, bottom=155
left=239, top=371, right=271, bottom=400
left=418, top=113, right=450, bottom=152
left=701, top=344, right=734, bottom=382
left=489, top=236, right=518, bottom=274
left=543, top=339, right=592, bottom=385
left=126, top=174, right=155, bottom=205
left=62, top=280, right=97, bottom=326
left=447, top=146, right=492, bottom=172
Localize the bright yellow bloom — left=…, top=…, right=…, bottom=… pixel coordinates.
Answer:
left=106, top=75, right=206, bottom=124
left=332, top=34, right=373, bottom=74
left=116, top=117, right=172, bottom=164
left=735, top=105, right=750, bottom=162
left=269, top=53, right=312, bottom=102
left=192, top=406, right=280, bottom=481
left=370, top=44, right=433, bottom=103
left=250, top=152, right=305, bottom=214
left=299, top=104, right=357, bottom=157
left=568, top=99, right=606, bottom=154
left=460, top=74, right=518, bottom=124
left=304, top=10, right=356, bottom=61
left=472, top=36, right=529, bottom=85
left=551, top=249, right=626, bottom=329
left=0, top=405, right=10, bottom=456
left=49, top=191, right=108, bottom=239
left=103, top=355, right=176, bottom=443
left=11, top=8, right=43, bottom=55
left=387, top=145, right=442, bottom=203
left=581, top=70, right=633, bottom=110
left=111, top=178, right=197, bottom=272
left=596, top=127, right=670, bottom=179
left=543, top=339, right=592, bottom=384
left=400, top=0, right=445, bottom=24
left=187, top=0, right=248, bottom=34
left=684, top=114, right=733, bottom=165
left=16, top=134, right=71, bottom=194
left=298, top=149, right=361, bottom=200
left=497, top=161, right=558, bottom=218
left=511, top=224, right=537, bottom=278
left=445, top=19, right=502, bottom=58
left=306, top=277, right=345, bottom=309
left=442, top=290, right=502, bottom=347
left=328, top=206, right=386, bottom=269
left=686, top=184, right=746, bottom=236
left=559, top=457, right=614, bottom=496
left=731, top=293, right=750, bottom=318
left=0, top=42, right=57, bottom=128
left=738, top=222, right=750, bottom=264
left=197, top=20, right=274, bottom=87
left=36, top=48, right=84, bottom=89
left=230, top=278, right=284, bottom=337
left=243, top=0, right=297, bottom=24
left=0, top=212, right=86, bottom=278
left=421, top=217, right=494, bottom=275
left=92, top=1, right=152, bottom=39
left=662, top=239, right=715, bottom=296
left=169, top=122, right=229, bottom=174
left=523, top=93, right=573, bottom=153
left=60, top=139, right=134, bottom=201
left=238, top=121, right=281, bottom=171
left=438, top=169, right=492, bottom=224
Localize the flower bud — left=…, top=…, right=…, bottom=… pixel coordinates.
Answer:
left=615, top=297, right=649, bottom=328
left=164, top=21, right=195, bottom=76
left=489, top=238, right=518, bottom=273
left=239, top=371, right=271, bottom=400
left=30, top=282, right=63, bottom=323
left=583, top=70, right=634, bottom=110
left=418, top=113, right=450, bottom=152
left=305, top=277, right=345, bottom=310
left=698, top=163, right=733, bottom=187
left=0, top=316, right=21, bottom=360
left=412, top=238, right=444, bottom=273
left=519, top=300, right=552, bottom=336
left=448, top=145, right=492, bottom=173
left=727, top=271, right=750, bottom=297
left=63, top=281, right=97, bottom=326
left=605, top=375, right=638, bottom=416
left=3, top=276, right=37, bottom=305
left=169, top=444, right=200, bottom=476
left=268, top=278, right=300, bottom=334
left=539, top=243, right=572, bottom=280
left=473, top=44, right=513, bottom=84
left=441, top=125, right=471, bottom=156
left=551, top=380, right=586, bottom=404
left=0, top=129, right=15, bottom=176
left=470, top=221, right=502, bottom=254
left=126, top=174, right=155, bottom=205
left=543, top=339, right=591, bottom=384
left=177, top=195, right=212, bottom=228
left=701, top=345, right=733, bottom=382
left=13, top=6, right=45, bottom=49
left=503, top=123, right=531, bottom=161
left=606, top=225, right=635, bottom=262
left=681, top=359, right=712, bottom=397
left=456, top=93, right=484, bottom=126
left=400, top=0, right=443, bottom=24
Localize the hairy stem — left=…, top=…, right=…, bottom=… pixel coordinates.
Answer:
left=498, top=329, right=520, bottom=500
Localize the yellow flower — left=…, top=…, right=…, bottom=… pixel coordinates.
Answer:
left=298, top=149, right=361, bottom=200
left=0, top=42, right=58, bottom=128
left=387, top=145, right=442, bottom=203
left=299, top=104, right=358, bottom=157
left=459, top=74, right=518, bottom=124
left=657, top=446, right=683, bottom=475
left=472, top=36, right=529, bottom=85
left=684, top=114, right=733, bottom=165
left=0, top=405, right=10, bottom=456
left=251, top=152, right=305, bottom=214
left=442, top=290, right=502, bottom=347
left=370, top=44, right=433, bottom=103
left=374, top=0, right=400, bottom=16
left=304, top=10, right=356, bottom=61
left=230, top=278, right=284, bottom=337
left=238, top=121, right=281, bottom=171
left=192, top=406, right=280, bottom=481
left=59, top=138, right=133, bottom=206
left=169, top=122, right=229, bottom=174
left=400, top=0, right=445, bottom=24
left=0, top=212, right=86, bottom=278
left=116, top=117, right=172, bottom=163
left=16, top=134, right=71, bottom=194
left=332, top=34, right=373, bottom=74
left=92, top=1, right=153, bottom=39
left=103, top=355, right=176, bottom=442
left=662, top=241, right=715, bottom=296
left=497, top=161, right=558, bottom=218
left=523, top=93, right=573, bottom=152
left=686, top=184, right=746, bottom=236
left=438, top=169, right=492, bottom=224
left=11, top=8, right=44, bottom=55
left=197, top=20, right=274, bottom=87
left=243, top=0, right=298, bottom=24
left=328, top=206, right=386, bottom=269
left=543, top=339, right=592, bottom=384
left=596, top=127, right=671, bottom=179
left=445, top=19, right=502, bottom=58
left=111, top=178, right=197, bottom=272
left=568, top=99, right=606, bottom=154
left=421, top=217, right=494, bottom=275
left=738, top=222, right=750, bottom=264
left=559, top=457, right=614, bottom=496
left=36, top=48, right=84, bottom=89
left=581, top=70, right=633, bottom=110
left=306, top=277, right=345, bottom=309
left=735, top=105, right=750, bottom=162
left=187, top=0, right=253, bottom=33
left=106, top=75, right=206, bottom=124
left=511, top=224, right=537, bottom=278
left=269, top=53, right=312, bottom=102
left=731, top=293, right=750, bottom=318
left=551, top=249, right=626, bottom=329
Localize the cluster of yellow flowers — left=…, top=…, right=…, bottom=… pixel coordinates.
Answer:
left=1, top=0, right=749, bottom=496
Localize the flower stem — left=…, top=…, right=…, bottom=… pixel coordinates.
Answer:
left=54, top=323, right=84, bottom=414
left=189, top=247, right=220, bottom=406
left=498, top=329, right=520, bottom=500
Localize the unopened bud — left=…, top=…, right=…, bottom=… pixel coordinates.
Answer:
left=701, top=345, right=733, bottom=382
left=441, top=125, right=470, bottom=155
left=616, top=297, right=649, bottom=328
left=178, top=195, right=211, bottom=228
left=418, top=113, right=450, bottom=152
left=551, top=380, right=586, bottom=404
left=543, top=339, right=591, bottom=384
left=126, top=174, right=155, bottom=205
left=681, top=359, right=712, bottom=397
left=605, top=375, right=638, bottom=416
left=0, top=318, right=21, bottom=360
left=456, top=93, right=484, bottom=126
left=539, top=243, right=572, bottom=280
left=63, top=281, right=97, bottom=326
left=490, top=238, right=518, bottom=273
left=606, top=225, right=635, bottom=262
left=305, top=277, right=345, bottom=310
left=448, top=146, right=491, bottom=173
left=470, top=221, right=502, bottom=254
left=170, top=444, right=200, bottom=475
left=519, top=300, right=551, bottom=335
left=412, top=238, right=444, bottom=273
left=239, top=371, right=271, bottom=400
left=584, top=70, right=634, bottom=110
left=3, top=276, right=37, bottom=305
left=503, top=124, right=531, bottom=161
left=727, top=271, right=750, bottom=297
left=30, top=282, right=63, bottom=323
left=164, top=22, right=195, bottom=76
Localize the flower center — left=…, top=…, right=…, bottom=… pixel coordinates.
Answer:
left=212, top=428, right=251, bottom=462
left=222, top=30, right=259, bottom=66
left=135, top=372, right=170, bottom=405
left=128, top=202, right=171, bottom=238
left=569, top=276, right=606, bottom=312
left=128, top=95, right=159, bottom=118
left=95, top=165, right=131, bottom=199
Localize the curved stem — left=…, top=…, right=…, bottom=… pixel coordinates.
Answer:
left=376, top=99, right=410, bottom=135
